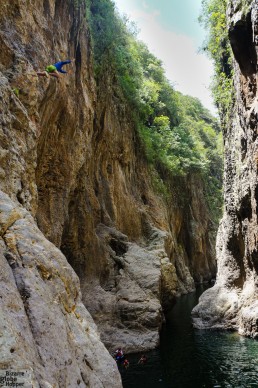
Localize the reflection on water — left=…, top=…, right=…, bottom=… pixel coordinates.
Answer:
left=160, top=285, right=258, bottom=387
left=121, top=285, right=258, bottom=388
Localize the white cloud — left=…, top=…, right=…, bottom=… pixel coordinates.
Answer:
left=114, top=0, right=217, bottom=115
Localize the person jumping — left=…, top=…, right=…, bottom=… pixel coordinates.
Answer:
left=36, top=59, right=74, bottom=79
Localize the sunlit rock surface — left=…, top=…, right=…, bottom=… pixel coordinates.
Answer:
left=0, top=191, right=121, bottom=387
left=193, top=0, right=258, bottom=338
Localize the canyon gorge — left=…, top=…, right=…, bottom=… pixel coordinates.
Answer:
left=0, top=0, right=257, bottom=387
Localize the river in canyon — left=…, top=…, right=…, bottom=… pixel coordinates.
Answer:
left=120, top=285, right=258, bottom=388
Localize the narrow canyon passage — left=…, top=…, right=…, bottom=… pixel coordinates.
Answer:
left=1, top=0, right=258, bottom=385
left=121, top=286, right=258, bottom=388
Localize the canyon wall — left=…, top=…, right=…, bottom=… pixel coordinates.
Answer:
left=0, top=0, right=122, bottom=386
left=193, top=0, right=258, bottom=338
left=0, top=0, right=217, bottom=385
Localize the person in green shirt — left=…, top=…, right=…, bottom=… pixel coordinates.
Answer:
left=36, top=60, right=73, bottom=79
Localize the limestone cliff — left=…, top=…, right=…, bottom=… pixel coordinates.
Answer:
left=0, top=0, right=122, bottom=386
left=193, top=0, right=258, bottom=339
left=0, top=192, right=120, bottom=387
left=0, top=0, right=217, bottom=383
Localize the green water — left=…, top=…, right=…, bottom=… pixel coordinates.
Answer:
left=121, top=286, right=258, bottom=388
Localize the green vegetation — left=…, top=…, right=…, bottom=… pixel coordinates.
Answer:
left=12, top=88, right=20, bottom=97
left=199, top=0, right=233, bottom=126
left=238, top=0, right=253, bottom=15
left=85, top=0, right=223, bottom=221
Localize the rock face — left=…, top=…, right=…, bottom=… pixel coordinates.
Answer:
left=0, top=191, right=121, bottom=387
left=0, top=1, right=122, bottom=385
left=0, top=0, right=216, bottom=380
left=192, top=0, right=258, bottom=339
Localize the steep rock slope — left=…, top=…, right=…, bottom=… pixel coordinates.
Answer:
left=0, top=191, right=120, bottom=387
left=193, top=0, right=258, bottom=338
left=0, top=0, right=122, bottom=386
left=0, top=2, right=217, bottom=381
left=56, top=75, right=217, bottom=351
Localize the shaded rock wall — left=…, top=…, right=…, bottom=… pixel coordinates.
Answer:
left=0, top=0, right=216, bottom=382
left=57, top=71, right=217, bottom=350
left=193, top=0, right=258, bottom=339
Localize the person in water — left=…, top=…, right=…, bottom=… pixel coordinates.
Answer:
left=138, top=354, right=147, bottom=364
left=114, top=347, right=124, bottom=361
left=36, top=59, right=74, bottom=79
left=123, top=359, right=129, bottom=369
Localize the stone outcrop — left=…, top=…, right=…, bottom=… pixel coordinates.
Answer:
left=0, top=0, right=217, bottom=381
left=0, top=191, right=121, bottom=387
left=192, top=0, right=258, bottom=339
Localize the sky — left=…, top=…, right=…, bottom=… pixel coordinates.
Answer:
left=113, top=0, right=217, bottom=115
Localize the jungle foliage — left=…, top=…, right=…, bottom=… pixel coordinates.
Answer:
left=85, top=0, right=223, bottom=220
left=199, top=0, right=234, bottom=126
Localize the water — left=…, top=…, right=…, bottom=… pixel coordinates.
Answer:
left=119, top=349, right=166, bottom=388
left=121, top=285, right=258, bottom=388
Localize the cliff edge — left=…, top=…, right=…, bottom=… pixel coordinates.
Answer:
left=193, top=0, right=258, bottom=338
left=0, top=0, right=122, bottom=386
